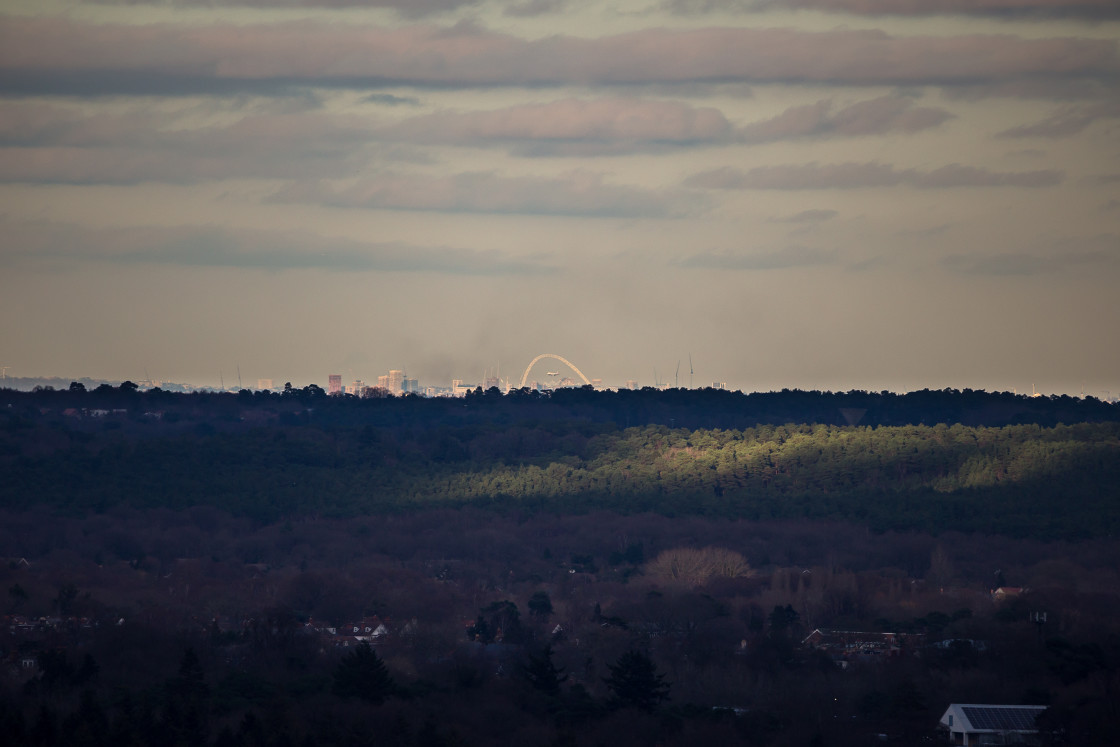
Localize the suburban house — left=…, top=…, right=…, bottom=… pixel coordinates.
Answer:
left=939, top=704, right=1047, bottom=745
left=991, top=587, right=1027, bottom=602
left=801, top=628, right=923, bottom=666
left=307, top=617, right=391, bottom=649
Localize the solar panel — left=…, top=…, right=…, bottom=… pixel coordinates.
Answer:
left=961, top=706, right=1046, bottom=731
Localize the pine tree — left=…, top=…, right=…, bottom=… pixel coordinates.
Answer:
left=522, top=645, right=567, bottom=696
left=528, top=591, right=554, bottom=622
left=603, top=650, right=669, bottom=711
left=332, top=643, right=395, bottom=704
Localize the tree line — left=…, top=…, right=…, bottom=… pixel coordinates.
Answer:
left=3, top=399, right=1118, bottom=538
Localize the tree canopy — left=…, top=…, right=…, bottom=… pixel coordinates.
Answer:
left=604, top=650, right=670, bottom=711
left=331, top=643, right=395, bottom=704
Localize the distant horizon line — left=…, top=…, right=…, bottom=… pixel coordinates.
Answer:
left=1, top=372, right=1115, bottom=402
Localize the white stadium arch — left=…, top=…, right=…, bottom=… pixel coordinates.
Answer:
left=519, top=354, right=592, bottom=388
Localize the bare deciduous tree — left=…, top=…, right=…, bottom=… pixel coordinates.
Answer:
left=645, top=547, right=751, bottom=586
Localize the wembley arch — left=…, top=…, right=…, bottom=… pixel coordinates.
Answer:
left=519, top=354, right=592, bottom=389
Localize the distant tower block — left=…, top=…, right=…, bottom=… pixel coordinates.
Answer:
left=626, top=380, right=638, bottom=390
left=257, top=378, right=274, bottom=391
left=328, top=374, right=342, bottom=395
left=387, top=370, right=404, bottom=394
left=839, top=408, right=867, bottom=426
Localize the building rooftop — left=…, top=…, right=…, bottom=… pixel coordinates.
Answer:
left=940, top=704, right=1047, bottom=735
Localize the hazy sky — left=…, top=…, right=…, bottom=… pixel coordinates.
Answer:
left=1, top=1, right=1118, bottom=394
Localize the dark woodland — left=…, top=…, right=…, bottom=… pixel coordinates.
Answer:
left=2, top=384, right=1118, bottom=746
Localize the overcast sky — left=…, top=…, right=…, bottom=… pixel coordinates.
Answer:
left=1, top=1, right=1117, bottom=395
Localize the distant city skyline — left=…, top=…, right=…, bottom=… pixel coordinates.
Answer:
left=0, top=364, right=1113, bottom=401
left=1, top=2, right=1117, bottom=399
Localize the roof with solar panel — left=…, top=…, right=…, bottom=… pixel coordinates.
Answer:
left=939, top=704, right=1047, bottom=738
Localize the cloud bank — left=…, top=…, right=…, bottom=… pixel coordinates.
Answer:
left=739, top=96, right=954, bottom=142
left=82, top=0, right=483, bottom=19
left=0, top=103, right=387, bottom=184
left=667, top=0, right=1120, bottom=18
left=379, top=97, right=736, bottom=156
left=271, top=171, right=705, bottom=217
left=687, top=162, right=1064, bottom=189
left=3, top=18, right=1116, bottom=96
left=679, top=245, right=837, bottom=270
left=998, top=100, right=1120, bottom=138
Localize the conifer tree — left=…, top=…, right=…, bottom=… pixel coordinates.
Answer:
left=332, top=643, right=395, bottom=704
left=603, top=650, right=669, bottom=711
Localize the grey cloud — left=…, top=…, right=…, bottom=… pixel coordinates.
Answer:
left=667, top=0, right=1120, bottom=18
left=392, top=96, right=951, bottom=157
left=826, top=96, right=954, bottom=135
left=664, top=0, right=752, bottom=11
left=764, top=0, right=1120, bottom=19
left=686, top=162, right=1063, bottom=190
left=380, top=98, right=737, bottom=155
left=738, top=95, right=953, bottom=142
left=0, top=103, right=383, bottom=184
left=911, top=164, right=1063, bottom=187
left=110, top=0, right=1120, bottom=21
left=687, top=162, right=902, bottom=189
left=0, top=102, right=162, bottom=148
left=678, top=245, right=836, bottom=270
left=134, top=235, right=554, bottom=275
left=998, top=101, right=1120, bottom=138
left=943, top=80, right=1116, bottom=103
left=271, top=171, right=706, bottom=217
left=4, top=221, right=553, bottom=275
left=363, top=93, right=422, bottom=106
left=773, top=209, right=838, bottom=223
left=81, top=0, right=481, bottom=19
left=0, top=98, right=741, bottom=186
left=3, top=17, right=1117, bottom=97
left=738, top=100, right=832, bottom=141
left=504, top=0, right=572, bottom=16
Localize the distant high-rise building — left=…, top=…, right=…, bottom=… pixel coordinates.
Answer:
left=328, top=374, right=342, bottom=395
left=451, top=379, right=479, bottom=397
left=403, top=377, right=419, bottom=394
left=257, top=378, right=273, bottom=390
left=387, top=370, right=404, bottom=394
left=374, top=369, right=406, bottom=394
left=347, top=379, right=364, bottom=395
left=591, top=378, right=603, bottom=389
left=625, top=380, right=638, bottom=390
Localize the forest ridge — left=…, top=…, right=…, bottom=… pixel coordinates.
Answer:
left=4, top=385, right=1118, bottom=539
